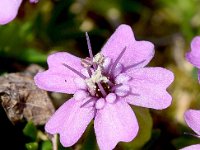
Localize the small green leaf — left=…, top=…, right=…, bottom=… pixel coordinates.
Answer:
left=172, top=135, right=200, bottom=149
left=19, top=48, right=47, bottom=63
left=41, top=140, right=52, bottom=150
left=121, top=106, right=153, bottom=150
left=23, top=121, right=37, bottom=140
left=25, top=142, right=38, bottom=150
left=82, top=122, right=98, bottom=150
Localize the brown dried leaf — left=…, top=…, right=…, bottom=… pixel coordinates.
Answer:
left=0, top=65, right=55, bottom=125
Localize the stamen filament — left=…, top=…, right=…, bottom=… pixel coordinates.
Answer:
left=108, top=80, right=114, bottom=87
left=97, top=82, right=107, bottom=97
left=63, top=63, right=86, bottom=79
left=111, top=83, right=123, bottom=91
left=86, top=32, right=93, bottom=60
left=85, top=32, right=97, bottom=69
left=87, top=67, right=92, bottom=76
left=80, top=98, right=94, bottom=108
left=109, top=47, right=126, bottom=75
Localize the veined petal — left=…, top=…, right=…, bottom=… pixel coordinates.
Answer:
left=180, top=144, right=200, bottom=150
left=0, top=0, right=22, bottom=25
left=34, top=52, right=83, bottom=94
left=45, top=98, right=95, bottom=147
left=126, top=67, right=174, bottom=109
left=47, top=52, right=82, bottom=71
left=184, top=109, right=200, bottom=136
left=101, top=24, right=154, bottom=69
left=186, top=36, right=200, bottom=68
left=94, top=100, right=139, bottom=150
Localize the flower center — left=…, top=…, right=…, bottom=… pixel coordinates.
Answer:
left=63, top=32, right=131, bottom=109
left=82, top=54, right=111, bottom=98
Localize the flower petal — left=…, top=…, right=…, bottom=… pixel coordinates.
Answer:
left=125, top=67, right=174, bottom=109
left=180, top=144, right=200, bottom=150
left=184, top=109, right=200, bottom=136
left=186, top=36, right=200, bottom=68
left=0, top=0, right=22, bottom=25
left=29, top=0, right=39, bottom=3
left=101, top=24, right=154, bottom=68
left=34, top=52, right=83, bottom=94
left=45, top=98, right=95, bottom=147
left=94, top=100, right=139, bottom=150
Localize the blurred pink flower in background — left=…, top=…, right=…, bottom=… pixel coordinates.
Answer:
left=34, top=24, right=174, bottom=150
left=0, top=0, right=38, bottom=25
left=181, top=110, right=200, bottom=150
left=186, top=36, right=200, bottom=83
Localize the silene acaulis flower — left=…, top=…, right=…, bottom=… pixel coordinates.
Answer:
left=186, top=36, right=200, bottom=83
left=34, top=24, right=174, bottom=150
left=0, top=0, right=38, bottom=25
left=181, top=109, right=200, bottom=150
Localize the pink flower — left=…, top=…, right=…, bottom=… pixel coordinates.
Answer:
left=181, top=110, right=200, bottom=150
left=34, top=24, right=174, bottom=150
left=0, top=0, right=38, bottom=25
left=186, top=36, right=200, bottom=83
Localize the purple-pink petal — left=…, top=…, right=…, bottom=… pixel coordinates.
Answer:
left=0, top=0, right=22, bottom=25
left=29, top=0, right=38, bottom=3
left=45, top=98, right=95, bottom=147
left=34, top=52, right=83, bottom=94
left=101, top=24, right=155, bottom=69
left=94, top=100, right=139, bottom=150
left=186, top=36, right=200, bottom=68
left=180, top=144, right=200, bottom=150
left=125, top=67, right=174, bottom=109
left=184, top=109, right=200, bottom=136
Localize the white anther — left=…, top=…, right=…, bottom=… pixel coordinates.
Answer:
left=93, top=53, right=105, bottom=65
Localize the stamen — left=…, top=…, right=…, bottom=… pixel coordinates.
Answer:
left=86, top=32, right=93, bottom=59
left=86, top=67, right=92, bottom=77
left=107, top=80, right=114, bottom=87
left=97, top=82, right=107, bottom=97
left=109, top=47, right=126, bottom=75
left=63, top=63, right=86, bottom=79
left=85, top=32, right=97, bottom=69
left=80, top=98, right=94, bottom=108
left=111, top=83, right=123, bottom=91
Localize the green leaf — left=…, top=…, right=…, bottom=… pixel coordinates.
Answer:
left=41, top=140, right=52, bottom=150
left=25, top=142, right=38, bottom=150
left=19, top=48, right=47, bottom=63
left=121, top=106, right=153, bottom=150
left=82, top=122, right=98, bottom=150
left=23, top=121, right=38, bottom=141
left=172, top=135, right=200, bottom=149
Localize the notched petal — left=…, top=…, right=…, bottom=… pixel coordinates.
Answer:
left=45, top=98, right=95, bottom=147
left=94, top=100, right=139, bottom=150
left=184, top=109, right=200, bottom=136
